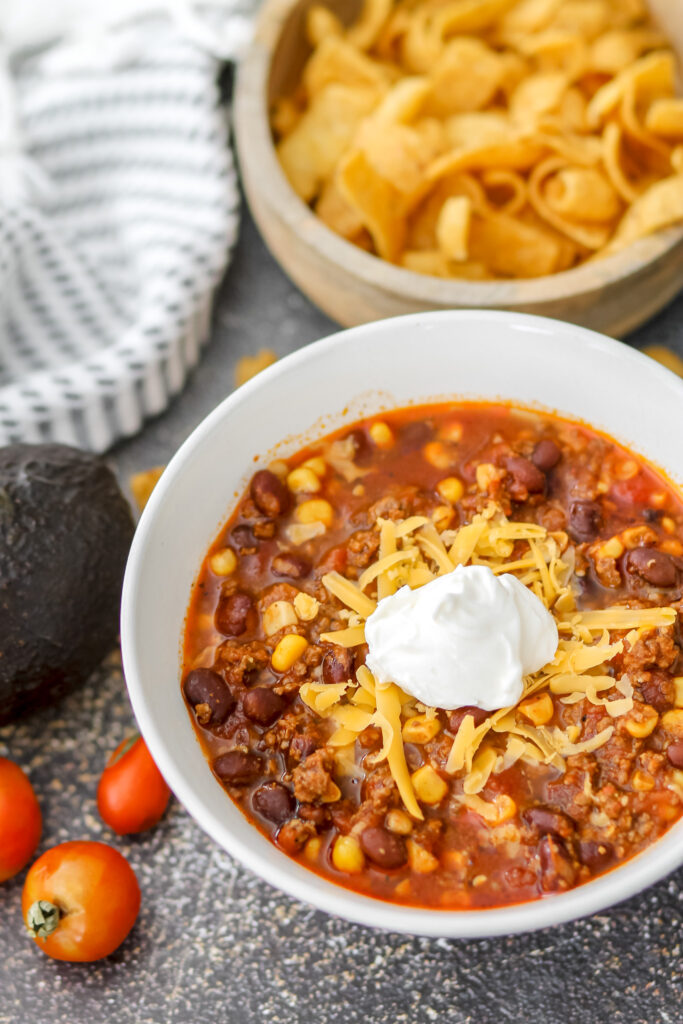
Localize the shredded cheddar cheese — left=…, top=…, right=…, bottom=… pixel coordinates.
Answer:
left=305, top=501, right=678, bottom=817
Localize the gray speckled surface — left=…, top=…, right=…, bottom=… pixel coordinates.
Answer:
left=1, top=209, right=683, bottom=1024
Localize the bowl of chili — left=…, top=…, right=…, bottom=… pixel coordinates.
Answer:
left=121, top=310, right=683, bottom=937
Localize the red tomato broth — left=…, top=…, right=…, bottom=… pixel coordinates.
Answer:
left=182, top=403, right=683, bottom=910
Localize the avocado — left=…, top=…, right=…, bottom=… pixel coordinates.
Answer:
left=0, top=444, right=135, bottom=723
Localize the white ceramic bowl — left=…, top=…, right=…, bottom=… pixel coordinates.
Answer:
left=121, top=310, right=683, bottom=938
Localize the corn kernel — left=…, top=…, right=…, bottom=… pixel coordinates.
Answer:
left=661, top=709, right=683, bottom=737
left=440, top=421, right=463, bottom=443
left=209, top=547, right=237, bottom=576
left=293, top=592, right=320, bottom=621
left=332, top=835, right=365, bottom=874
left=304, top=837, right=322, bottom=862
left=272, top=633, right=309, bottom=672
left=406, top=839, right=439, bottom=873
left=295, top=499, right=334, bottom=527
left=489, top=794, right=517, bottom=825
left=651, top=492, right=667, bottom=507
left=631, top=770, right=655, bottom=792
left=423, top=441, right=451, bottom=470
left=402, top=714, right=442, bottom=744
left=624, top=704, right=659, bottom=738
left=661, top=516, right=677, bottom=534
left=369, top=422, right=394, bottom=448
left=621, top=526, right=658, bottom=549
left=411, top=764, right=448, bottom=805
left=660, top=538, right=683, bottom=556
left=431, top=505, right=454, bottom=530
left=263, top=600, right=298, bottom=636
left=352, top=484, right=365, bottom=497
left=441, top=849, right=467, bottom=871
left=386, top=809, right=414, bottom=835
left=475, top=462, right=501, bottom=491
left=437, top=476, right=464, bottom=504
left=320, top=781, right=342, bottom=804
left=394, top=878, right=413, bottom=898
left=302, top=456, right=327, bottom=477
left=472, top=874, right=487, bottom=888
left=615, top=459, right=639, bottom=480
left=518, top=692, right=554, bottom=727
left=234, top=348, right=277, bottom=387
left=267, top=459, right=289, bottom=479
left=599, top=537, right=625, bottom=559
left=287, top=466, right=321, bottom=494
left=674, top=677, right=683, bottom=708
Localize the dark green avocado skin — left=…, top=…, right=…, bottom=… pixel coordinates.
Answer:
left=0, top=444, right=135, bottom=724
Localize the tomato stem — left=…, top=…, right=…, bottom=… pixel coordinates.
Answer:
left=26, top=900, right=60, bottom=940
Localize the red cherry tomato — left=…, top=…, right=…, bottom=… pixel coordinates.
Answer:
left=23, top=841, right=140, bottom=962
left=97, top=735, right=170, bottom=835
left=0, top=758, right=42, bottom=883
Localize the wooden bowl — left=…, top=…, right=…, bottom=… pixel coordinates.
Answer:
left=234, top=0, right=683, bottom=336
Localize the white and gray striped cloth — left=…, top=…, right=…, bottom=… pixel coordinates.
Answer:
left=0, top=8, right=246, bottom=451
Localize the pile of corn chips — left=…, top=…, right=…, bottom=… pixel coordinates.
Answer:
left=272, top=0, right=683, bottom=280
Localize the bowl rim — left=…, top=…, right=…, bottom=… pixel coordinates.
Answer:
left=234, top=0, right=683, bottom=307
left=121, top=309, right=683, bottom=938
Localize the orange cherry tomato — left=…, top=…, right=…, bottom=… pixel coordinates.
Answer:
left=97, top=735, right=170, bottom=835
left=0, top=758, right=42, bottom=883
left=23, top=841, right=140, bottom=962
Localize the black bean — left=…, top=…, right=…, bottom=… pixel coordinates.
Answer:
left=215, top=592, right=253, bottom=636
left=322, top=647, right=354, bottom=686
left=532, top=439, right=562, bottom=471
left=448, top=706, right=490, bottom=732
left=242, top=686, right=284, bottom=725
left=271, top=552, right=311, bottom=579
left=505, top=455, right=546, bottom=494
left=250, top=470, right=289, bottom=518
left=298, top=803, right=332, bottom=829
left=578, top=840, right=614, bottom=872
left=399, top=419, right=433, bottom=451
left=523, top=806, right=574, bottom=840
left=626, top=546, right=677, bottom=587
left=666, top=740, right=683, bottom=769
left=213, top=750, right=261, bottom=785
left=252, top=782, right=295, bottom=823
left=360, top=826, right=407, bottom=869
left=346, top=429, right=371, bottom=464
left=290, top=734, right=320, bottom=761
left=183, top=668, right=235, bottom=725
left=568, top=500, right=602, bottom=542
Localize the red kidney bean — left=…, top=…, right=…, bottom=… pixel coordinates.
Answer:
left=399, top=419, right=434, bottom=451
left=271, top=552, right=311, bottom=579
left=639, top=671, right=675, bottom=711
left=346, top=428, right=371, bottom=464
left=250, top=470, right=289, bottom=518
left=252, top=782, right=295, bottom=824
left=183, top=668, right=235, bottom=725
left=504, top=455, right=546, bottom=494
left=231, top=524, right=257, bottom=553
left=666, top=740, right=683, bottom=769
left=448, top=706, right=490, bottom=732
left=626, top=546, right=677, bottom=587
left=322, top=647, right=354, bottom=686
left=578, top=840, right=614, bottom=872
left=360, top=826, right=407, bottom=869
left=568, top=500, right=602, bottom=542
left=539, top=835, right=576, bottom=891
left=532, top=439, right=561, bottom=471
left=213, top=750, right=261, bottom=785
left=298, top=803, right=332, bottom=830
left=242, top=686, right=284, bottom=725
left=215, top=592, right=253, bottom=636
left=523, top=806, right=574, bottom=840
left=290, top=734, right=320, bottom=761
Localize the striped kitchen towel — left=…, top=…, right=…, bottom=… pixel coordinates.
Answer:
left=0, top=6, right=248, bottom=451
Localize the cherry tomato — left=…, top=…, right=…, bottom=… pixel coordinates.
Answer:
left=97, top=735, right=170, bottom=835
left=23, top=841, right=140, bottom=962
left=0, top=758, right=42, bottom=883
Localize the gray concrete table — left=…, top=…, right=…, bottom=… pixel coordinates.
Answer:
left=1, top=208, right=682, bottom=1024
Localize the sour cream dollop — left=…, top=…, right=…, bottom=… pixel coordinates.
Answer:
left=364, top=564, right=558, bottom=711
